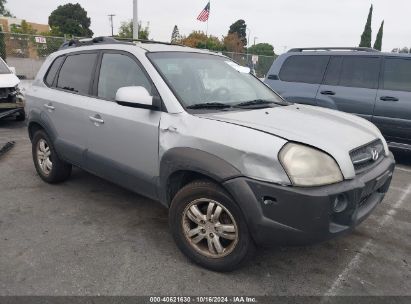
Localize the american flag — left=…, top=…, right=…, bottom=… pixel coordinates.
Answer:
left=197, top=2, right=210, bottom=22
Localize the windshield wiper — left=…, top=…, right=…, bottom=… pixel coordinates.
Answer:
left=186, top=102, right=232, bottom=110
left=234, top=99, right=284, bottom=108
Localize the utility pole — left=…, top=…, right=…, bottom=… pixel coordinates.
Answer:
left=254, top=37, right=258, bottom=46
left=133, top=0, right=139, bottom=40
left=108, top=14, right=115, bottom=37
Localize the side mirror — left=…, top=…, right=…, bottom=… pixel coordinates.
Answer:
left=9, top=67, right=16, bottom=74
left=115, top=86, right=158, bottom=109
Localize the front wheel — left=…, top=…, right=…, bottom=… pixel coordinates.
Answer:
left=169, top=180, right=255, bottom=272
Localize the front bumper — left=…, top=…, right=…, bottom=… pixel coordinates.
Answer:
left=223, top=152, right=395, bottom=246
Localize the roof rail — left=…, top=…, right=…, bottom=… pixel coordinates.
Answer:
left=116, top=37, right=187, bottom=47
left=288, top=47, right=379, bottom=53
left=58, top=36, right=134, bottom=50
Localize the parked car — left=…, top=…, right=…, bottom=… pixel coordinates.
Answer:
left=264, top=47, right=411, bottom=151
left=26, top=38, right=395, bottom=271
left=0, top=57, right=25, bottom=121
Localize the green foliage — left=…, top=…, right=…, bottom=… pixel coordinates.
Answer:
left=0, top=0, right=13, bottom=17
left=10, top=20, right=37, bottom=34
left=118, top=21, right=150, bottom=40
left=247, top=43, right=275, bottom=56
left=359, top=5, right=373, bottom=48
left=49, top=3, right=93, bottom=37
left=228, top=20, right=247, bottom=46
left=0, top=26, right=6, bottom=60
left=373, top=21, right=384, bottom=51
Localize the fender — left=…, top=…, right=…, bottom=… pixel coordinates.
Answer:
left=27, top=110, right=57, bottom=143
left=158, top=147, right=242, bottom=205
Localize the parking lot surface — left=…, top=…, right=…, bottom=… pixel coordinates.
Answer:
left=0, top=120, right=410, bottom=296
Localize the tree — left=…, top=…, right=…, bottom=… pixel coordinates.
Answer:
left=359, top=5, right=373, bottom=47
left=171, top=25, right=181, bottom=44
left=180, top=31, right=223, bottom=51
left=0, top=0, right=13, bottom=17
left=0, top=26, right=6, bottom=60
left=223, top=33, right=244, bottom=53
left=228, top=20, right=247, bottom=46
left=118, top=21, right=150, bottom=40
left=10, top=20, right=37, bottom=34
left=373, top=21, right=384, bottom=51
left=247, top=43, right=276, bottom=77
left=49, top=3, right=93, bottom=37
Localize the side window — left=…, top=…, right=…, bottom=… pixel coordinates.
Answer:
left=383, top=58, right=411, bottom=92
left=57, top=53, right=98, bottom=95
left=279, top=55, right=329, bottom=84
left=45, top=56, right=64, bottom=87
left=97, top=53, right=152, bottom=100
left=325, top=56, right=380, bottom=89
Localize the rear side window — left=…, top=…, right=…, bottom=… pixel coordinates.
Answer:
left=97, top=53, right=152, bottom=100
left=57, top=53, right=98, bottom=95
left=324, top=56, right=380, bottom=89
left=45, top=56, right=64, bottom=86
left=279, top=55, right=329, bottom=84
left=383, top=58, right=411, bottom=92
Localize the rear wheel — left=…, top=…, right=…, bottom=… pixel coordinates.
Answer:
left=169, top=180, right=255, bottom=272
left=32, top=130, right=72, bottom=183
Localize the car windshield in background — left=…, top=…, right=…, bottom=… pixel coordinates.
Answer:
left=0, top=59, right=11, bottom=74
left=147, top=52, right=284, bottom=109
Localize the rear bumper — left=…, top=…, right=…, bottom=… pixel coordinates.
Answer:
left=223, top=153, right=395, bottom=246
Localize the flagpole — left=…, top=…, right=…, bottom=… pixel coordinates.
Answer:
left=206, top=1, right=210, bottom=37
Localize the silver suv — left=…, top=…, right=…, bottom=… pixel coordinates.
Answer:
left=26, top=37, right=395, bottom=271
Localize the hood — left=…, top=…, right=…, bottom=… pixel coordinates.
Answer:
left=0, top=73, right=20, bottom=88
left=196, top=104, right=387, bottom=179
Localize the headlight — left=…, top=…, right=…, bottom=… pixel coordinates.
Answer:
left=279, top=143, right=343, bottom=186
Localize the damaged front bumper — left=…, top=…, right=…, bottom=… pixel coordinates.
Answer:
left=0, top=89, right=25, bottom=119
left=223, top=152, right=395, bottom=246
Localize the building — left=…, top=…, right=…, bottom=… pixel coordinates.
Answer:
left=0, top=16, right=50, bottom=34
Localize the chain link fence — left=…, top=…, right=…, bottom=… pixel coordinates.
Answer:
left=0, top=32, right=65, bottom=79
left=0, top=32, right=278, bottom=80
left=222, top=52, right=278, bottom=79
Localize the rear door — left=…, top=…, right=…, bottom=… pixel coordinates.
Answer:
left=266, top=55, right=329, bottom=105
left=316, top=55, right=381, bottom=121
left=43, top=52, right=99, bottom=167
left=373, top=57, right=411, bottom=145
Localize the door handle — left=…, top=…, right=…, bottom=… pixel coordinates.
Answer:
left=161, top=126, right=177, bottom=133
left=380, top=96, right=399, bottom=102
left=320, top=90, right=336, bottom=96
left=89, top=115, right=104, bottom=124
left=43, top=104, right=55, bottom=111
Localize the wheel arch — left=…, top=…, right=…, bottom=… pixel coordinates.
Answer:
left=159, top=148, right=242, bottom=206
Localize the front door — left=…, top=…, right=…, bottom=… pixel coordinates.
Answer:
left=85, top=51, right=162, bottom=200
left=316, top=56, right=380, bottom=121
left=373, top=57, right=411, bottom=146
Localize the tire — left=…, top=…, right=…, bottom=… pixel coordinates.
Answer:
left=169, top=180, right=255, bottom=272
left=32, top=130, right=72, bottom=183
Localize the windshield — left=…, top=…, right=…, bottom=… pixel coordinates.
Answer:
left=0, top=59, right=11, bottom=74
left=147, top=52, right=284, bottom=108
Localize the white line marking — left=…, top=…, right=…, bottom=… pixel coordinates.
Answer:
left=396, top=166, right=411, bottom=174
left=324, top=184, right=411, bottom=296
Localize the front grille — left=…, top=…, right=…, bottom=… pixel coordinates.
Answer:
left=350, top=139, right=384, bottom=174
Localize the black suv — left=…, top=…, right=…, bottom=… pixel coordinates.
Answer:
left=265, top=47, right=411, bottom=151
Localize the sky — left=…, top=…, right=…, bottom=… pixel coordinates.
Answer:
left=6, top=0, right=411, bottom=53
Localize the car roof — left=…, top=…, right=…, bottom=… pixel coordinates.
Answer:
left=285, top=48, right=411, bottom=58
